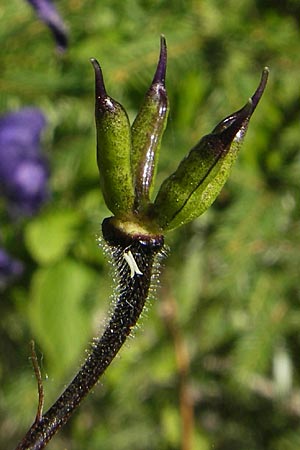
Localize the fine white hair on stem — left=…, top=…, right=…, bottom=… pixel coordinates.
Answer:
left=123, top=249, right=143, bottom=278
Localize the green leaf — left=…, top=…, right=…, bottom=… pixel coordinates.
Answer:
left=25, top=208, right=81, bottom=265
left=28, top=259, right=95, bottom=379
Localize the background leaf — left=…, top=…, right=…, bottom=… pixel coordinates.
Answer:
left=25, top=208, right=81, bottom=265
left=28, top=259, right=96, bottom=380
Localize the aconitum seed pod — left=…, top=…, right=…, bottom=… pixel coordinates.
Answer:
left=131, top=36, right=169, bottom=212
left=91, top=58, right=135, bottom=218
left=152, top=68, right=269, bottom=231
left=91, top=39, right=268, bottom=236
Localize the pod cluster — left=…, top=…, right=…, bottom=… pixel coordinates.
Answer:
left=91, top=37, right=268, bottom=234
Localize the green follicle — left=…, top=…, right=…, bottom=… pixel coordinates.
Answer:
left=131, top=35, right=169, bottom=213
left=152, top=67, right=269, bottom=231
left=92, top=40, right=268, bottom=235
left=91, top=58, right=135, bottom=218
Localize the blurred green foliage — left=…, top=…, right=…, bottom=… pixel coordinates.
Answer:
left=1, top=0, right=300, bottom=449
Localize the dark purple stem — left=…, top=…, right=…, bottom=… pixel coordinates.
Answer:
left=15, top=220, right=164, bottom=450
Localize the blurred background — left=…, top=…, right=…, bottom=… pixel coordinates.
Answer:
left=1, top=0, right=300, bottom=449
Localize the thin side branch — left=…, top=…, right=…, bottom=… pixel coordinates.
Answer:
left=30, top=340, right=44, bottom=424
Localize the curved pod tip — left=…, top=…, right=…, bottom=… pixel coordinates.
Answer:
left=90, top=57, right=107, bottom=99
left=152, top=35, right=167, bottom=86
left=251, top=67, right=269, bottom=110
left=212, top=67, right=269, bottom=145
left=152, top=66, right=269, bottom=232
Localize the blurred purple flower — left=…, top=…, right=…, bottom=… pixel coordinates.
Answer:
left=26, top=0, right=68, bottom=52
left=0, top=248, right=24, bottom=289
left=0, top=108, right=49, bottom=217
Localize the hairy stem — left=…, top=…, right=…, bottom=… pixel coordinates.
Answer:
left=15, top=219, right=164, bottom=450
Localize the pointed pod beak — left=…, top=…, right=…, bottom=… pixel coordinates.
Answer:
left=90, top=58, right=106, bottom=95
left=131, top=36, right=169, bottom=210
left=251, top=67, right=269, bottom=110
left=151, top=35, right=167, bottom=86
left=213, top=67, right=269, bottom=148
left=91, top=57, right=123, bottom=117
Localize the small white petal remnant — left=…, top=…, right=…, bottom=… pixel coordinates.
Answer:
left=123, top=250, right=143, bottom=278
left=234, top=127, right=245, bottom=143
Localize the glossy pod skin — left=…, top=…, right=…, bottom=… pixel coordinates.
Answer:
left=131, top=36, right=169, bottom=212
left=91, top=40, right=268, bottom=234
left=152, top=68, right=269, bottom=231
left=91, top=58, right=135, bottom=217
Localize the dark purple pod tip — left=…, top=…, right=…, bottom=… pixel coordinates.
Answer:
left=90, top=58, right=107, bottom=99
left=251, top=67, right=269, bottom=110
left=212, top=67, right=269, bottom=147
left=210, top=99, right=252, bottom=154
left=151, top=35, right=167, bottom=86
